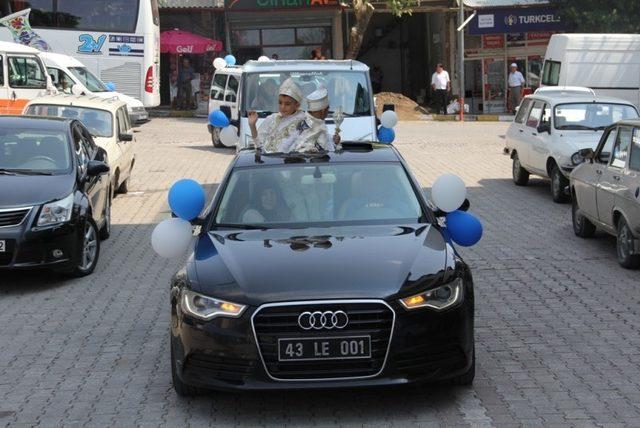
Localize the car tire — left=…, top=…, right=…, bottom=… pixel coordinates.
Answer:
left=616, top=217, right=640, bottom=269
left=99, top=194, right=111, bottom=241
left=550, top=165, right=569, bottom=203
left=211, top=127, right=224, bottom=148
left=450, top=347, right=475, bottom=386
left=67, top=218, right=100, bottom=277
left=572, top=197, right=596, bottom=238
left=512, top=153, right=529, bottom=186
left=171, top=343, right=204, bottom=397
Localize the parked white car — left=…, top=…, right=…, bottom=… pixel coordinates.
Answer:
left=207, top=60, right=378, bottom=149
left=504, top=87, right=638, bottom=202
left=40, top=52, right=149, bottom=124
left=24, top=95, right=136, bottom=197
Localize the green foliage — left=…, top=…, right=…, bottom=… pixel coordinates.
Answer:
left=383, top=0, right=419, bottom=16
left=550, top=0, right=640, bottom=32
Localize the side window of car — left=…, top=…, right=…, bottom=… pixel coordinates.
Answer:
left=116, top=108, right=128, bottom=135
left=74, top=128, right=89, bottom=167
left=0, top=55, right=4, bottom=86
left=597, top=128, right=618, bottom=163
left=539, top=104, right=551, bottom=127
left=526, top=101, right=544, bottom=128
left=629, top=128, right=640, bottom=172
left=514, top=98, right=531, bottom=124
left=225, top=75, right=239, bottom=103
left=211, top=73, right=228, bottom=101
left=8, top=56, right=47, bottom=89
left=610, top=126, right=632, bottom=169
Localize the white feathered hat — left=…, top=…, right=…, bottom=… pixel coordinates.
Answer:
left=279, top=78, right=303, bottom=103
left=306, top=88, right=329, bottom=111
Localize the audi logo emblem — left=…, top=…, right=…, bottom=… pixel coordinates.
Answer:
left=298, top=310, right=349, bottom=330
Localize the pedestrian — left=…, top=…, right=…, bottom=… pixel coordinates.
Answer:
left=310, top=48, right=325, bottom=60
left=271, top=53, right=279, bottom=60
left=371, top=65, right=383, bottom=94
left=508, top=63, right=525, bottom=113
left=177, top=58, right=194, bottom=110
left=431, top=63, right=450, bottom=115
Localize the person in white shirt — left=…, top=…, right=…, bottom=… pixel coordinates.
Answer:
left=508, top=63, right=526, bottom=113
left=431, top=63, right=451, bottom=115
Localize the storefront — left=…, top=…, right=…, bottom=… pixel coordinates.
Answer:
left=224, top=0, right=343, bottom=63
left=463, top=4, right=566, bottom=113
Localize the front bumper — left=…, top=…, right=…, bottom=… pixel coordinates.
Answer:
left=0, top=207, right=81, bottom=270
left=130, top=109, right=149, bottom=124
left=171, top=297, right=474, bottom=391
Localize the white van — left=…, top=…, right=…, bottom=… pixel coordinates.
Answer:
left=40, top=52, right=149, bottom=124
left=208, top=60, right=378, bottom=149
left=542, top=34, right=640, bottom=109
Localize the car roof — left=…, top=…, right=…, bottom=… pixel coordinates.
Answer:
left=611, top=118, right=640, bottom=127
left=40, top=51, right=85, bottom=68
left=243, top=59, right=370, bottom=73
left=0, top=115, right=72, bottom=131
left=233, top=143, right=400, bottom=168
left=527, top=88, right=634, bottom=106
left=26, top=94, right=127, bottom=112
left=0, top=40, right=40, bottom=54
left=214, top=65, right=243, bottom=75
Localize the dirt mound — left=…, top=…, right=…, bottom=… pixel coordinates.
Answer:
left=374, top=92, right=427, bottom=121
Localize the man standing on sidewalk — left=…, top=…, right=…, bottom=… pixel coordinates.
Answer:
left=508, top=63, right=526, bottom=113
left=431, top=63, right=450, bottom=115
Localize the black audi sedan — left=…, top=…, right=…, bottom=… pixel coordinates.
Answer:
left=170, top=144, right=474, bottom=395
left=0, top=116, right=110, bottom=277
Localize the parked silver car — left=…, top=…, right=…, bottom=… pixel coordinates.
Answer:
left=570, top=119, right=640, bottom=268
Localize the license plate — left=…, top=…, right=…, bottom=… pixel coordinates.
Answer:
left=0, top=240, right=5, bottom=252
left=278, top=336, right=371, bottom=361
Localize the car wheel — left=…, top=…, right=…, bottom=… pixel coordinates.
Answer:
left=616, top=217, right=640, bottom=269
left=572, top=197, right=596, bottom=238
left=67, top=218, right=100, bottom=277
left=550, top=165, right=569, bottom=203
left=171, top=341, right=204, bottom=397
left=450, top=347, right=475, bottom=386
left=512, top=153, right=529, bottom=186
left=211, top=127, right=223, bottom=148
left=99, top=194, right=111, bottom=241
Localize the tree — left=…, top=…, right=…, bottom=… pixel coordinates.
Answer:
left=550, top=0, right=640, bottom=33
left=345, top=0, right=417, bottom=59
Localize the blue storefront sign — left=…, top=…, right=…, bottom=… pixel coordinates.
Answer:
left=469, top=7, right=565, bottom=35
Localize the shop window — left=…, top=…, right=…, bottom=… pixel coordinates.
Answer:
left=225, top=75, right=239, bottom=103
left=610, top=126, right=631, bottom=169
left=296, top=27, right=330, bottom=44
left=542, top=60, right=561, bottom=86
left=262, top=29, right=295, bottom=46
left=232, top=30, right=260, bottom=47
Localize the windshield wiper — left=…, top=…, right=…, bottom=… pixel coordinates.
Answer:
left=557, top=125, right=597, bottom=131
left=0, top=169, right=16, bottom=175
left=0, top=169, right=53, bottom=176
left=213, top=223, right=267, bottom=230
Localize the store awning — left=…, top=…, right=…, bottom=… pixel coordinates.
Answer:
left=158, top=0, right=223, bottom=9
left=463, top=0, right=548, bottom=7
left=161, top=29, right=223, bottom=54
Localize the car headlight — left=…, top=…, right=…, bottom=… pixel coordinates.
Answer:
left=181, top=289, right=246, bottom=321
left=399, top=278, right=464, bottom=311
left=37, top=193, right=74, bottom=226
left=571, top=151, right=585, bottom=165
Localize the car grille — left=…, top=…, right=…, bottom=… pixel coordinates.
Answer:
left=0, top=208, right=31, bottom=228
left=252, top=301, right=395, bottom=381
left=394, top=343, right=467, bottom=375
left=183, top=353, right=255, bottom=385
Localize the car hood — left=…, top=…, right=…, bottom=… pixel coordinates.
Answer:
left=187, top=224, right=457, bottom=306
left=93, top=91, right=145, bottom=109
left=558, top=130, right=603, bottom=150
left=0, top=173, right=75, bottom=207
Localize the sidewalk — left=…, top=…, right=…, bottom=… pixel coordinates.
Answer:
left=429, top=113, right=515, bottom=122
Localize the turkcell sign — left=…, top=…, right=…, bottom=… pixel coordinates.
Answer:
left=469, top=7, right=564, bottom=35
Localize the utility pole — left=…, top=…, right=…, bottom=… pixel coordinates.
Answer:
left=458, top=0, right=465, bottom=122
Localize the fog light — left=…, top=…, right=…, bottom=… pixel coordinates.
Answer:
left=52, top=249, right=63, bottom=258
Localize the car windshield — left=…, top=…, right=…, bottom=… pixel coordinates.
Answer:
left=0, top=129, right=71, bottom=174
left=243, top=71, right=371, bottom=117
left=25, top=105, right=113, bottom=138
left=68, top=67, right=108, bottom=93
left=214, top=162, right=424, bottom=229
left=554, top=103, right=638, bottom=130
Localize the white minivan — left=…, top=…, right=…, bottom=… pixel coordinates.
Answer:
left=207, top=60, right=378, bottom=149
left=542, top=34, right=640, bottom=109
left=40, top=52, right=149, bottom=124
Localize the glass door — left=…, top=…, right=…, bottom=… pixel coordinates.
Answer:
left=483, top=58, right=506, bottom=113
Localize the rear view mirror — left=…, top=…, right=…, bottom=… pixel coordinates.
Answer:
left=87, top=160, right=109, bottom=177
left=433, top=198, right=470, bottom=217
left=119, top=132, right=133, bottom=142
left=71, top=84, right=85, bottom=96
left=578, top=148, right=595, bottom=162
left=537, top=122, right=551, bottom=134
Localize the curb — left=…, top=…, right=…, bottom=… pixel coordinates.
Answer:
left=429, top=114, right=515, bottom=122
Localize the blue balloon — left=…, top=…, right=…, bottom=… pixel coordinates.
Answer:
left=168, top=179, right=205, bottom=221
left=445, top=210, right=483, bottom=247
left=378, top=126, right=395, bottom=144
left=105, top=82, right=116, bottom=92
left=208, top=109, right=230, bottom=128
left=224, top=54, right=236, bottom=66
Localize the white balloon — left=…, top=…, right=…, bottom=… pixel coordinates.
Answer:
left=431, top=173, right=467, bottom=213
left=258, top=55, right=270, bottom=62
left=220, top=125, right=239, bottom=147
left=380, top=110, right=398, bottom=129
left=213, top=57, right=227, bottom=70
left=151, top=218, right=193, bottom=258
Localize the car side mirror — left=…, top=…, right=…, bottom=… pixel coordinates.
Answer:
left=578, top=148, right=595, bottom=162
left=537, top=122, right=551, bottom=134
left=433, top=198, right=470, bottom=217
left=119, top=132, right=133, bottom=142
left=95, top=147, right=108, bottom=162
left=87, top=160, right=109, bottom=177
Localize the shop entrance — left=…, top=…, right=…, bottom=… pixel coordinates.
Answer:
left=465, top=59, right=483, bottom=114
left=483, top=58, right=506, bottom=113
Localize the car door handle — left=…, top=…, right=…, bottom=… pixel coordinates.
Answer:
left=518, top=129, right=524, bottom=133
left=613, top=175, right=621, bottom=181
left=11, top=91, right=16, bottom=101
left=532, top=133, right=537, bottom=136
left=596, top=170, right=602, bottom=175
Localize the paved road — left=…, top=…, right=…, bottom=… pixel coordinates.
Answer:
left=1, top=119, right=639, bottom=427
